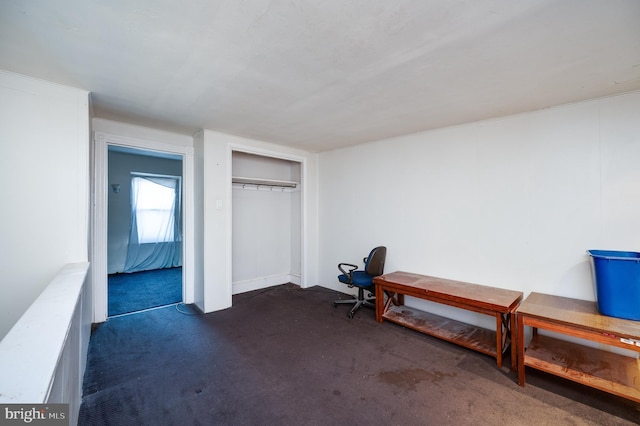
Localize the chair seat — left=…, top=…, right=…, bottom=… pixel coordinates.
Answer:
left=338, top=270, right=374, bottom=288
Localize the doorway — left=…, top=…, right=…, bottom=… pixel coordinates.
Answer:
left=92, top=131, right=195, bottom=323
left=107, top=147, right=183, bottom=316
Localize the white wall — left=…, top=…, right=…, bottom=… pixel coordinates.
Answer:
left=93, top=118, right=194, bottom=148
left=194, top=130, right=318, bottom=314
left=232, top=188, right=294, bottom=288
left=0, top=70, right=89, bottom=340
left=193, top=131, right=206, bottom=310
left=318, top=91, right=640, bottom=326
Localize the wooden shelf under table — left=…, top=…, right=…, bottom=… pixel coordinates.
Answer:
left=383, top=305, right=499, bottom=358
left=524, top=333, right=640, bottom=402
left=517, top=292, right=640, bottom=403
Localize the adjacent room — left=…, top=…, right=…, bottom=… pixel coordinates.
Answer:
left=107, top=146, right=184, bottom=316
left=1, top=1, right=639, bottom=425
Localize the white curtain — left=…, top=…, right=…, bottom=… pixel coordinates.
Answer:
left=124, top=174, right=182, bottom=273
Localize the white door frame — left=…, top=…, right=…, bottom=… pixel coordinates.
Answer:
left=92, top=131, right=195, bottom=323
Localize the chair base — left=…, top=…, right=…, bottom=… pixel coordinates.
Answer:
left=333, top=287, right=375, bottom=318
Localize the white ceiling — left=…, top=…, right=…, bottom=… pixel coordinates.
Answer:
left=1, top=1, right=639, bottom=152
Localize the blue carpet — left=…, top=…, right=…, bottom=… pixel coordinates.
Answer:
left=108, top=267, right=182, bottom=316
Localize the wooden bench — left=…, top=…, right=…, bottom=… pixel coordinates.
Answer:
left=516, top=292, right=640, bottom=403
left=374, top=271, right=523, bottom=369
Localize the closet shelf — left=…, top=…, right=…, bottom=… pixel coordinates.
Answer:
left=232, top=176, right=298, bottom=188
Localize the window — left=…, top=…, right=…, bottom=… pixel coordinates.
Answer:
left=131, top=175, right=181, bottom=244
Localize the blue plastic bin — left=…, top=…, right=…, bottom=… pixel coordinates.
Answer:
left=587, top=250, right=640, bottom=321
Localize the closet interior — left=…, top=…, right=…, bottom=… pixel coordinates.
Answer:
left=231, top=151, right=302, bottom=294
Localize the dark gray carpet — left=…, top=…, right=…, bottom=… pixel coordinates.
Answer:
left=108, top=267, right=182, bottom=316
left=80, top=284, right=639, bottom=425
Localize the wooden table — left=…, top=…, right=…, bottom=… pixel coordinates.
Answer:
left=374, top=271, right=523, bottom=369
left=516, top=292, right=640, bottom=403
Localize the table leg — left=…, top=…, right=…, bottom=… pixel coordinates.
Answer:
left=375, top=284, right=383, bottom=323
left=495, top=314, right=503, bottom=368
left=510, top=312, right=517, bottom=371
left=517, top=313, right=525, bottom=386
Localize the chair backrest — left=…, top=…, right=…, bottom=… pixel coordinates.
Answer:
left=364, top=246, right=387, bottom=277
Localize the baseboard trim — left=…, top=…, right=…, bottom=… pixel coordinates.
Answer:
left=233, top=274, right=300, bottom=295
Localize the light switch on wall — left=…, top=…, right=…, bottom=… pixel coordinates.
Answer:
left=216, top=200, right=223, bottom=210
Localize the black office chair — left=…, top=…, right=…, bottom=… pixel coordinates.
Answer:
left=333, top=246, right=387, bottom=318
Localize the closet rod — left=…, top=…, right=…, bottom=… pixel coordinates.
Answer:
left=232, top=176, right=298, bottom=188
left=236, top=184, right=288, bottom=192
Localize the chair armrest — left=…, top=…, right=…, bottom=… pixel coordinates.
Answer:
left=338, top=263, right=358, bottom=283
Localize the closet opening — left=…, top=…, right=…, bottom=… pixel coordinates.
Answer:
left=231, top=150, right=302, bottom=294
